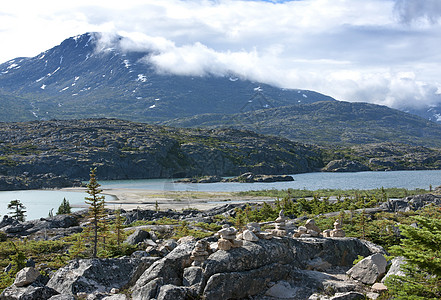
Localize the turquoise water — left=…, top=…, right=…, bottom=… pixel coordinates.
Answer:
left=0, top=190, right=113, bottom=221
left=99, top=170, right=441, bottom=192
left=1, top=170, right=440, bottom=220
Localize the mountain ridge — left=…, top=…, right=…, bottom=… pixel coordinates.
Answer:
left=161, top=100, right=441, bottom=148
left=0, top=32, right=335, bottom=123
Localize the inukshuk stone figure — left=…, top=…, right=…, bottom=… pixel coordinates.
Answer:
left=330, top=219, right=345, bottom=237
left=190, top=240, right=209, bottom=266
left=304, top=219, right=321, bottom=237
left=271, top=210, right=287, bottom=237
left=246, top=222, right=273, bottom=240
left=217, top=224, right=242, bottom=250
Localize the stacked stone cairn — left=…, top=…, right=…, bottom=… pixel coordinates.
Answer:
left=217, top=224, right=243, bottom=251
left=239, top=222, right=273, bottom=241
left=190, top=240, right=210, bottom=266
left=293, top=219, right=321, bottom=237
left=271, top=210, right=288, bottom=237
left=322, top=219, right=345, bottom=237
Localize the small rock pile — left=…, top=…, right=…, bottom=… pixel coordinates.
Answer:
left=323, top=219, right=345, bottom=237
left=217, top=224, right=243, bottom=250
left=238, top=222, right=273, bottom=241
left=190, top=240, right=210, bottom=266
left=271, top=210, right=288, bottom=237
left=293, top=219, right=321, bottom=237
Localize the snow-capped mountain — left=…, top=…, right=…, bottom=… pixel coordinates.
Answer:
left=0, top=32, right=335, bottom=122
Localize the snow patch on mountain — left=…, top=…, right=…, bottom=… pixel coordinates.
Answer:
left=47, top=67, right=60, bottom=77
left=137, top=74, right=147, bottom=82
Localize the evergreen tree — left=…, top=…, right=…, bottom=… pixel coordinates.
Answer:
left=84, top=168, right=106, bottom=258
left=7, top=199, right=26, bottom=222
left=57, top=198, right=72, bottom=215
left=386, top=214, right=441, bottom=299
left=114, top=209, right=125, bottom=246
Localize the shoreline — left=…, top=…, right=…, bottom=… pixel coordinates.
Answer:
left=60, top=187, right=275, bottom=211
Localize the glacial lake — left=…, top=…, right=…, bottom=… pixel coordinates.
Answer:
left=1, top=170, right=441, bottom=220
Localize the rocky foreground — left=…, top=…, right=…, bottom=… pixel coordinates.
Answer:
left=1, top=193, right=436, bottom=300
left=1, top=230, right=390, bottom=300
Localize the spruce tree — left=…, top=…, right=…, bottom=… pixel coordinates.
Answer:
left=386, top=214, right=441, bottom=299
left=84, top=168, right=106, bottom=258
left=7, top=199, right=26, bottom=222
left=57, top=198, right=72, bottom=215
left=114, top=209, right=124, bottom=246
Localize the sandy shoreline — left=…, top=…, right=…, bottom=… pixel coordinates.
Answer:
left=61, top=187, right=274, bottom=211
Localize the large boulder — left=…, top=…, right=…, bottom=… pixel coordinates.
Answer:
left=14, top=267, right=40, bottom=287
left=131, top=237, right=382, bottom=300
left=124, top=229, right=151, bottom=245
left=131, top=241, right=196, bottom=299
left=347, top=253, right=387, bottom=285
left=47, top=257, right=158, bottom=295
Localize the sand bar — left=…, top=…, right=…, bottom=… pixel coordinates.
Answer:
left=61, top=187, right=274, bottom=211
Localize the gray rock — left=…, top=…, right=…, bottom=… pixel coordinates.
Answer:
left=330, top=292, right=365, bottom=300
left=101, top=295, right=127, bottom=300
left=47, top=257, right=157, bottom=295
left=14, top=267, right=40, bottom=287
left=380, top=194, right=441, bottom=212
left=264, top=281, right=298, bottom=298
left=0, top=283, right=58, bottom=300
left=347, top=253, right=387, bottom=284
left=47, top=295, right=76, bottom=300
left=156, top=285, right=192, bottom=300
left=124, top=229, right=150, bottom=245
left=203, top=263, right=291, bottom=300
left=131, top=251, right=150, bottom=259
left=131, top=241, right=196, bottom=299
left=242, top=229, right=259, bottom=241
left=183, top=267, right=203, bottom=287
left=381, top=256, right=406, bottom=283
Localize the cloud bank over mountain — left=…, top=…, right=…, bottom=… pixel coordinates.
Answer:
left=1, top=0, right=441, bottom=109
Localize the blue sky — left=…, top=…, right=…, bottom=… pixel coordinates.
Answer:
left=1, top=0, right=441, bottom=109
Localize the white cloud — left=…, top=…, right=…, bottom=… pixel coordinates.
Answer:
left=1, top=0, right=441, bottom=110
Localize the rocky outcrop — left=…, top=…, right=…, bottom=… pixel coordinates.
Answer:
left=174, top=176, right=223, bottom=183
left=0, top=174, right=81, bottom=191
left=46, top=257, right=159, bottom=296
left=322, top=159, right=370, bottom=172
left=224, top=172, right=294, bottom=183
left=380, top=194, right=441, bottom=212
left=130, top=237, right=384, bottom=299
left=176, top=173, right=295, bottom=184
left=0, top=234, right=387, bottom=300
left=0, top=214, right=81, bottom=238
